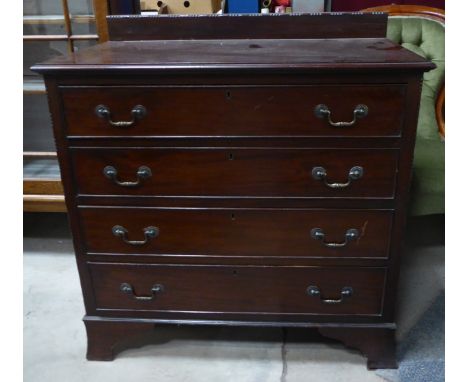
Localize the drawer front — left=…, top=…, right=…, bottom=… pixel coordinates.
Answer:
left=71, top=148, right=398, bottom=198
left=62, top=85, right=405, bottom=137
left=79, top=208, right=393, bottom=259
left=89, top=263, right=386, bottom=316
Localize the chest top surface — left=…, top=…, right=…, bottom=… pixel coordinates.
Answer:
left=32, top=38, right=434, bottom=74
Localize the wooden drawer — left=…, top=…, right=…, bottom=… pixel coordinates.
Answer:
left=88, top=263, right=386, bottom=316
left=79, top=207, right=393, bottom=259
left=61, top=85, right=405, bottom=137
left=71, top=148, right=398, bottom=198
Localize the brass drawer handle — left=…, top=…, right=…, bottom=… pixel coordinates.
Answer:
left=103, top=165, right=152, bottom=187
left=306, top=285, right=353, bottom=304
left=310, top=228, right=359, bottom=248
left=95, top=104, right=147, bottom=128
left=112, top=225, right=159, bottom=246
left=311, top=166, right=363, bottom=189
left=120, top=283, right=164, bottom=301
left=314, top=104, right=368, bottom=127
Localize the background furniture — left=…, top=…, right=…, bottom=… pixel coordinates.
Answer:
left=33, top=13, right=433, bottom=368
left=333, top=0, right=444, bottom=12
left=363, top=5, right=445, bottom=216
left=23, top=0, right=109, bottom=212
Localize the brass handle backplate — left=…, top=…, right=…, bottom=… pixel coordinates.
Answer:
left=314, top=104, right=368, bottom=127
left=306, top=285, right=353, bottom=304
left=120, top=283, right=164, bottom=301
left=112, top=225, right=159, bottom=246
left=103, top=165, right=152, bottom=187
left=310, top=228, right=359, bottom=248
left=311, top=166, right=363, bottom=189
left=95, top=104, right=147, bottom=128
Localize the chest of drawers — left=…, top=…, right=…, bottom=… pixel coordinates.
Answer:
left=33, top=14, right=434, bottom=369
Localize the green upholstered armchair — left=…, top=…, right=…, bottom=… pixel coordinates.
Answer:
left=364, top=5, right=445, bottom=216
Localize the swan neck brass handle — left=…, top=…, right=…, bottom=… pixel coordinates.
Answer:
left=95, top=104, right=147, bottom=128
left=306, top=286, right=353, bottom=304
left=314, top=104, right=368, bottom=127
left=103, top=165, right=152, bottom=187
left=310, top=228, right=360, bottom=248
left=120, top=283, right=164, bottom=301
left=311, top=166, right=363, bottom=189
left=112, top=225, right=159, bottom=246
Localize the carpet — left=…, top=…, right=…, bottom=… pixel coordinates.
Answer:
left=377, top=292, right=445, bottom=382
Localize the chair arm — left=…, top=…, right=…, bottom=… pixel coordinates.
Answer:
left=436, top=85, right=445, bottom=138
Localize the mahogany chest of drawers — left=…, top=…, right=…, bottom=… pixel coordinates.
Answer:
left=33, top=14, right=434, bottom=369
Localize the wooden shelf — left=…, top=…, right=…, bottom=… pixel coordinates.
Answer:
left=23, top=157, right=65, bottom=213
left=24, top=195, right=66, bottom=212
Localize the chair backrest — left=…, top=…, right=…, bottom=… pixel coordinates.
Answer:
left=363, top=5, right=445, bottom=137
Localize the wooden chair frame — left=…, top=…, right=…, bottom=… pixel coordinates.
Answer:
left=362, top=5, right=445, bottom=138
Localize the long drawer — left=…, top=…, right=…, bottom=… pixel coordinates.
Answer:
left=61, top=85, right=406, bottom=137
left=88, top=263, right=386, bottom=316
left=71, top=148, right=398, bottom=198
left=79, top=207, right=393, bottom=259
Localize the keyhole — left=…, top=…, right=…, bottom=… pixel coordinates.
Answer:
left=228, top=153, right=234, bottom=161
left=226, top=91, right=231, bottom=100
left=231, top=213, right=236, bottom=220
left=232, top=270, right=238, bottom=275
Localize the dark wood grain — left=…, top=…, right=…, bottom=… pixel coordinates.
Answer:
left=71, top=148, right=398, bottom=198
left=42, top=78, right=99, bottom=315
left=78, top=207, right=393, bottom=259
left=106, top=13, right=388, bottom=41
left=88, top=262, right=387, bottom=316
left=32, top=38, right=434, bottom=75
left=61, top=85, right=406, bottom=138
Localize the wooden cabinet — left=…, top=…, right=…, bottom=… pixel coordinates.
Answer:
left=32, top=14, right=433, bottom=369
